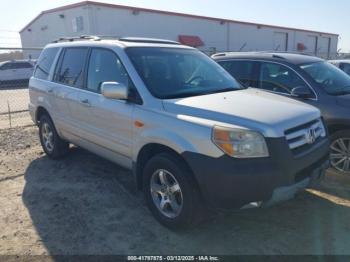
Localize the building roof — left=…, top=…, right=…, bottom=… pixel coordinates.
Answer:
left=20, top=1, right=339, bottom=36
left=212, top=52, right=325, bottom=65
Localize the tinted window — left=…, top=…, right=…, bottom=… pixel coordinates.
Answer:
left=14, top=62, right=33, bottom=69
left=87, top=48, right=131, bottom=93
left=35, top=48, right=59, bottom=80
left=259, top=62, right=307, bottom=94
left=219, top=60, right=257, bottom=87
left=56, top=48, right=88, bottom=87
left=340, top=63, right=350, bottom=76
left=300, top=62, right=350, bottom=96
left=0, top=63, right=12, bottom=70
left=126, top=47, right=242, bottom=99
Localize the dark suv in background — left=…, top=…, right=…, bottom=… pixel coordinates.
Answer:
left=213, top=52, right=350, bottom=173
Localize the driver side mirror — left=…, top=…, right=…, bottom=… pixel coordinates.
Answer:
left=291, top=86, right=314, bottom=99
left=101, top=82, right=128, bottom=100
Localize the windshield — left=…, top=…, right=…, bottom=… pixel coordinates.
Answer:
left=126, top=47, right=242, bottom=99
left=300, top=61, right=350, bottom=96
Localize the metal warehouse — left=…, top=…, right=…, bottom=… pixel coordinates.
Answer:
left=20, top=1, right=339, bottom=58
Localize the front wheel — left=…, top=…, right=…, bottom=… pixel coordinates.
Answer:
left=143, top=153, right=200, bottom=229
left=330, top=130, right=350, bottom=174
left=39, top=114, right=69, bottom=159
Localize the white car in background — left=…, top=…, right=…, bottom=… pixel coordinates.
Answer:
left=0, top=60, right=35, bottom=87
left=328, top=60, right=350, bottom=76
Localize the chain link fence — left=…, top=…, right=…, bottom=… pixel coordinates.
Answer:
left=0, top=48, right=42, bottom=129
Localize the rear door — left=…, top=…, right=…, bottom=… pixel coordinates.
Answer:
left=75, top=47, right=135, bottom=160
left=52, top=47, right=89, bottom=135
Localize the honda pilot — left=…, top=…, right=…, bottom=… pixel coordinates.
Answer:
left=29, top=37, right=330, bottom=228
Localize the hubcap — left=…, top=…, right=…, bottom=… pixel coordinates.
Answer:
left=330, top=138, right=350, bottom=173
left=42, top=122, right=54, bottom=152
left=150, top=169, right=183, bottom=218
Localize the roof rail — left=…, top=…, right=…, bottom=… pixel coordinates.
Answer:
left=118, top=37, right=180, bottom=45
left=52, top=35, right=101, bottom=43
left=51, top=35, right=181, bottom=45
left=211, top=53, right=227, bottom=58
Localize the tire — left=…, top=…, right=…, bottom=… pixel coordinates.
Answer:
left=330, top=130, right=350, bottom=174
left=39, top=114, right=69, bottom=159
left=143, top=153, right=200, bottom=229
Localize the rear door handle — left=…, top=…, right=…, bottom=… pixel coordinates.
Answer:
left=80, top=98, right=91, bottom=107
left=47, top=88, right=54, bottom=94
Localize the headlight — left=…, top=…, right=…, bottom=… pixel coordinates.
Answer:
left=212, top=126, right=269, bottom=158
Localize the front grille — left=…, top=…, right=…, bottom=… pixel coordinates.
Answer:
left=285, top=119, right=326, bottom=153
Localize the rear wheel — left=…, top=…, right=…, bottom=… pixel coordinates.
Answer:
left=143, top=153, right=200, bottom=229
left=330, top=130, right=350, bottom=174
left=39, top=114, right=69, bottom=159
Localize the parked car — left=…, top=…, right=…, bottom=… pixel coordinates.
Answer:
left=29, top=37, right=329, bottom=228
left=213, top=52, right=350, bottom=174
left=0, top=60, right=35, bottom=87
left=328, top=60, right=350, bottom=76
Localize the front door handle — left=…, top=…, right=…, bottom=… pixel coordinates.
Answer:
left=80, top=98, right=91, bottom=107
left=47, top=88, right=54, bottom=94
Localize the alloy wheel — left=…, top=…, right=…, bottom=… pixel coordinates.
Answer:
left=330, top=138, right=350, bottom=173
left=41, top=122, right=54, bottom=152
left=150, top=169, right=183, bottom=218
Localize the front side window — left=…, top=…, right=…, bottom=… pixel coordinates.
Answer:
left=87, top=48, right=131, bottom=93
left=218, top=60, right=257, bottom=87
left=35, top=48, right=59, bottom=80
left=56, top=48, right=88, bottom=87
left=259, top=62, right=307, bottom=94
left=300, top=62, right=350, bottom=96
left=126, top=47, right=242, bottom=99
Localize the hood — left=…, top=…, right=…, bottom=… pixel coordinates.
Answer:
left=336, top=94, right=350, bottom=109
left=162, top=88, right=320, bottom=137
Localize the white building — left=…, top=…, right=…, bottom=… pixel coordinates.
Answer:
left=20, top=1, right=339, bottom=59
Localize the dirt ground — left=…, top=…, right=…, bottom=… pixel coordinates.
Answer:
left=0, top=126, right=350, bottom=256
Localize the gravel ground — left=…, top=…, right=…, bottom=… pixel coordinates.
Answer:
left=0, top=126, right=350, bottom=256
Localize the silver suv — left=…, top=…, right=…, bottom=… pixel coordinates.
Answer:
left=29, top=37, right=330, bottom=228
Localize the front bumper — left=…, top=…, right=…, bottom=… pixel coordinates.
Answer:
left=182, top=137, right=330, bottom=209
left=262, top=159, right=329, bottom=207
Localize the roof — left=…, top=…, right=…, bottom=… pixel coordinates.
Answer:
left=20, top=1, right=339, bottom=36
left=212, top=52, right=325, bottom=65
left=45, top=38, right=194, bottom=50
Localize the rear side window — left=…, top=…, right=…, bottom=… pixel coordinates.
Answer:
left=87, top=48, right=131, bottom=93
left=34, top=48, right=59, bottom=80
left=55, top=48, right=88, bottom=88
left=340, top=63, right=350, bottom=75
left=219, top=60, right=257, bottom=87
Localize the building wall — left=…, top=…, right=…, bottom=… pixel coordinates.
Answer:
left=20, top=3, right=339, bottom=59
left=20, top=5, right=91, bottom=58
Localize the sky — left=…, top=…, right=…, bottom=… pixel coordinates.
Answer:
left=0, top=0, right=349, bottom=51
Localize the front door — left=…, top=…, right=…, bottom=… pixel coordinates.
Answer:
left=75, top=47, right=135, bottom=162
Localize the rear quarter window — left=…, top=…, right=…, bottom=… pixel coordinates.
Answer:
left=34, top=48, right=59, bottom=80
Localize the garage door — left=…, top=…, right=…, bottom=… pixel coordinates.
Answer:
left=274, top=32, right=288, bottom=51
left=306, top=36, right=317, bottom=55
left=318, top=37, right=331, bottom=58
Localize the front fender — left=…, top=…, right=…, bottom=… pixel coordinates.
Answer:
left=133, top=128, right=197, bottom=162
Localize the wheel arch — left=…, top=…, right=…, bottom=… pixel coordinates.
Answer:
left=134, top=143, right=199, bottom=191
